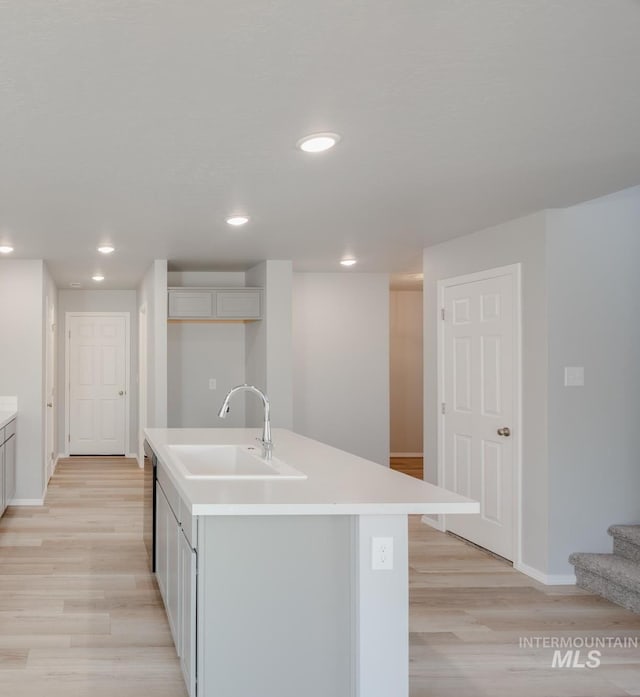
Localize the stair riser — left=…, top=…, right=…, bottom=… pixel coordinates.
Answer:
left=613, top=538, right=640, bottom=563
left=575, top=567, right=640, bottom=614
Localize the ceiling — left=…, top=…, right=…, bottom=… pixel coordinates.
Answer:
left=1, top=1, right=639, bottom=289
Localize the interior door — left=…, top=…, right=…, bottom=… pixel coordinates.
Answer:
left=68, top=314, right=127, bottom=455
left=45, top=298, right=55, bottom=479
left=441, top=267, right=518, bottom=560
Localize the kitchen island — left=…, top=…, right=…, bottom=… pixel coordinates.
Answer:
left=145, top=427, right=478, bottom=697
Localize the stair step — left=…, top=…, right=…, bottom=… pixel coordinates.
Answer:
left=569, top=552, right=640, bottom=614
left=608, top=524, right=640, bottom=544
left=608, top=525, right=640, bottom=562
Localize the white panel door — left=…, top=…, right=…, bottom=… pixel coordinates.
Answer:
left=441, top=269, right=518, bottom=560
left=45, top=298, right=55, bottom=479
left=68, top=314, right=127, bottom=455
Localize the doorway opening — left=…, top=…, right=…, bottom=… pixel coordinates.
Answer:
left=389, top=274, right=424, bottom=480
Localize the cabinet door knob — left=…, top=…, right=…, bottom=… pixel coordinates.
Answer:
left=119, top=390, right=125, bottom=396
left=497, top=427, right=511, bottom=437
left=46, top=402, right=53, bottom=408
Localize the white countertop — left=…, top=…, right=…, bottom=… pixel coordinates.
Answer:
left=0, top=410, right=17, bottom=430
left=145, top=427, right=479, bottom=517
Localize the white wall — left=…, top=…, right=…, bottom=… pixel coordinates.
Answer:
left=293, top=273, right=390, bottom=466
left=546, top=186, right=640, bottom=574
left=389, top=289, right=423, bottom=456
left=168, top=271, right=246, bottom=288
left=168, top=271, right=247, bottom=427
left=168, top=323, right=246, bottom=427
left=423, top=185, right=640, bottom=579
left=423, top=212, right=549, bottom=574
left=138, top=260, right=168, bottom=429
left=57, top=290, right=139, bottom=454
left=0, top=260, right=46, bottom=501
left=246, top=261, right=293, bottom=429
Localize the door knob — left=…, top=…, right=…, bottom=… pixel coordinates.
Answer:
left=118, top=390, right=124, bottom=396
left=497, top=427, right=511, bottom=437
left=46, top=402, right=53, bottom=408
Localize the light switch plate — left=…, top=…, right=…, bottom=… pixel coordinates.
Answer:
left=564, top=367, right=584, bottom=387
left=208, top=378, right=217, bottom=390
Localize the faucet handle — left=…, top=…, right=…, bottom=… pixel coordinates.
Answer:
left=256, top=436, right=273, bottom=460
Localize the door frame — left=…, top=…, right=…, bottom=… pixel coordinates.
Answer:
left=436, top=263, right=523, bottom=565
left=64, top=312, right=131, bottom=457
left=138, top=303, right=147, bottom=468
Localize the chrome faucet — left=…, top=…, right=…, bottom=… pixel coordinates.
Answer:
left=217, top=384, right=273, bottom=460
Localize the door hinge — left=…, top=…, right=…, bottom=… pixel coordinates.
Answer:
left=68, top=330, right=71, bottom=339
left=68, top=433, right=70, bottom=443
left=441, top=308, right=445, bottom=320
left=441, top=402, right=446, bottom=415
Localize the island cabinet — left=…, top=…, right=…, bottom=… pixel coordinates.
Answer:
left=0, top=419, right=16, bottom=517
left=146, top=428, right=478, bottom=697
left=154, top=456, right=408, bottom=697
left=155, top=464, right=197, bottom=697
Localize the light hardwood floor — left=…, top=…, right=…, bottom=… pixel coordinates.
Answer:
left=2, top=458, right=640, bottom=696
left=0, top=457, right=187, bottom=697
left=409, top=516, right=640, bottom=696
left=391, top=456, right=424, bottom=479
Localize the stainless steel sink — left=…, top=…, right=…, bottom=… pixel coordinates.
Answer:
left=167, top=444, right=307, bottom=480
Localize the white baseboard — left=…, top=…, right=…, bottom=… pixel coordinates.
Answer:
left=514, top=561, right=576, bottom=586
left=390, top=452, right=424, bottom=458
left=126, top=452, right=138, bottom=460
left=10, top=497, right=45, bottom=506
left=421, top=514, right=445, bottom=532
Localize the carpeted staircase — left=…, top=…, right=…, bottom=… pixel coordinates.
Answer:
left=569, top=525, right=640, bottom=614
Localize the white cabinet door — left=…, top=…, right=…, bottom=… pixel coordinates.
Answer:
left=5, top=434, right=15, bottom=505
left=168, top=291, right=213, bottom=318
left=156, top=483, right=181, bottom=650
left=155, top=483, right=169, bottom=602
left=216, top=290, right=261, bottom=319
left=180, top=528, right=197, bottom=697
left=167, top=508, right=181, bottom=653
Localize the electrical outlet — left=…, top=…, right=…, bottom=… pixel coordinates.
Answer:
left=208, top=378, right=217, bottom=390
left=564, top=367, right=584, bottom=387
left=371, top=536, right=394, bottom=570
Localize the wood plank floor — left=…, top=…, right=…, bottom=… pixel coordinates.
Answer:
left=391, top=456, right=424, bottom=479
left=2, top=458, right=640, bottom=695
left=0, top=457, right=187, bottom=697
left=408, top=516, right=640, bottom=696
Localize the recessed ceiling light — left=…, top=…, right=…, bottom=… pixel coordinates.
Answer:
left=97, top=245, right=115, bottom=254
left=92, top=274, right=105, bottom=282
left=297, top=132, right=341, bottom=153
left=340, top=258, right=357, bottom=267
left=226, top=215, right=249, bottom=227
left=0, top=245, right=14, bottom=254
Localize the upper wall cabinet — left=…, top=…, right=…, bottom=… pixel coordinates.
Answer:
left=168, top=288, right=263, bottom=321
